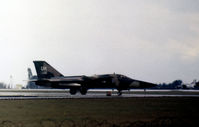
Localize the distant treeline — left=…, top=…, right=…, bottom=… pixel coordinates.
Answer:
left=156, top=80, right=199, bottom=89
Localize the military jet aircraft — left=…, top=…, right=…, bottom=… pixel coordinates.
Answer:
left=30, top=61, right=156, bottom=95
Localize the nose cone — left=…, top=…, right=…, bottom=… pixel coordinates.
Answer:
left=129, top=80, right=157, bottom=88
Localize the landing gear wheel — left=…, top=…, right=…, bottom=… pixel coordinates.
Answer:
left=70, top=88, right=77, bottom=95
left=117, top=91, right=122, bottom=96
left=80, top=87, right=87, bottom=95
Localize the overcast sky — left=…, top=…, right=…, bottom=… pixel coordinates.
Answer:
left=0, top=0, right=199, bottom=86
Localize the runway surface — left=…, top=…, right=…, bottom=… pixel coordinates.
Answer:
left=0, top=89, right=199, bottom=99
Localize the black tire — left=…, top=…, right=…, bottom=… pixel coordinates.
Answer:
left=69, top=88, right=77, bottom=95
left=80, top=87, right=87, bottom=95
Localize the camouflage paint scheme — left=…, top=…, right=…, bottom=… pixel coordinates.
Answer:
left=30, top=61, right=156, bottom=95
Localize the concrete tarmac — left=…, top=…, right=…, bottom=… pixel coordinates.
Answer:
left=0, top=89, right=199, bottom=99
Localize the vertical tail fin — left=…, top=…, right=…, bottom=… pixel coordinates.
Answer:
left=33, top=61, right=63, bottom=79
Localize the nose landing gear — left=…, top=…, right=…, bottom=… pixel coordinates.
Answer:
left=117, top=90, right=122, bottom=96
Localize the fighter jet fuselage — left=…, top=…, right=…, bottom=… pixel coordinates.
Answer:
left=30, top=61, right=156, bottom=95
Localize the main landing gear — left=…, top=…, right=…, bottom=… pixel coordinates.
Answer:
left=69, top=88, right=77, bottom=95
left=69, top=87, right=88, bottom=95
left=79, top=87, right=87, bottom=95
